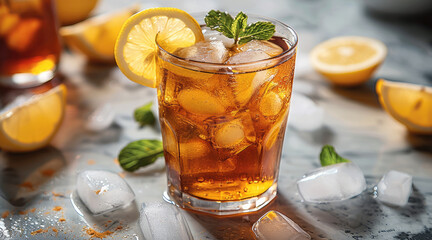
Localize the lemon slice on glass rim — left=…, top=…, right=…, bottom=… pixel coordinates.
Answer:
left=114, top=7, right=204, bottom=88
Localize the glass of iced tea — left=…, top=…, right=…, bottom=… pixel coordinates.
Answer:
left=0, top=0, right=61, bottom=88
left=156, top=13, right=297, bottom=215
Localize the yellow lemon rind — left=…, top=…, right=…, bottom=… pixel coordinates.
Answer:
left=114, top=7, right=204, bottom=88
left=376, top=79, right=432, bottom=134
left=310, top=36, right=387, bottom=86
left=310, top=36, right=387, bottom=73
left=60, top=5, right=140, bottom=62
left=0, top=85, right=67, bottom=152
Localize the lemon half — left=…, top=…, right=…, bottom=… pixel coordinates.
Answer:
left=310, top=36, right=387, bottom=86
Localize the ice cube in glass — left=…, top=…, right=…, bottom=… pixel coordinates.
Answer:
left=226, top=50, right=270, bottom=64
left=236, top=40, right=283, bottom=57
left=175, top=40, right=228, bottom=63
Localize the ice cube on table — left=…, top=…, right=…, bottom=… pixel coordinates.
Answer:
left=297, top=162, right=366, bottom=203
left=252, top=210, right=311, bottom=240
left=85, top=103, right=115, bottom=132
left=376, top=170, right=412, bottom=206
left=175, top=40, right=228, bottom=63
left=289, top=93, right=324, bottom=131
left=140, top=202, right=193, bottom=240
left=237, top=40, right=283, bottom=57
left=76, top=170, right=135, bottom=215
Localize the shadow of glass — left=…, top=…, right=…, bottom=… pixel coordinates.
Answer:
left=292, top=125, right=335, bottom=146
left=182, top=192, right=322, bottom=240
left=363, top=7, right=432, bottom=25
left=392, top=185, right=426, bottom=219
left=294, top=188, right=381, bottom=239
left=405, top=133, right=432, bottom=155
left=183, top=203, right=268, bottom=240
left=84, top=63, right=116, bottom=88
left=81, top=122, right=123, bottom=144
left=128, top=159, right=166, bottom=177
left=329, top=79, right=381, bottom=109
left=0, top=146, right=66, bottom=206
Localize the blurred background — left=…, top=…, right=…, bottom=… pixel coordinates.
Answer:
left=0, top=0, right=431, bottom=239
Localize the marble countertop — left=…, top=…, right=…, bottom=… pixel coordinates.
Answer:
left=1, top=0, right=431, bottom=239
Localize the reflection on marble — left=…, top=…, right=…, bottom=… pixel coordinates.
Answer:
left=0, top=0, right=431, bottom=239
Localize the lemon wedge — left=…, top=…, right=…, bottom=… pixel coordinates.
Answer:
left=60, top=5, right=139, bottom=63
left=0, top=84, right=67, bottom=152
left=310, top=36, right=387, bottom=86
left=376, top=79, right=432, bottom=134
left=114, top=7, right=204, bottom=88
left=55, top=0, right=99, bottom=25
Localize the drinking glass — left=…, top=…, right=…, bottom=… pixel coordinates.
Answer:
left=156, top=13, right=297, bottom=215
left=0, top=0, right=61, bottom=88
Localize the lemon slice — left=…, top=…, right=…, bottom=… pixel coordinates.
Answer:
left=114, top=7, right=204, bottom=88
left=310, top=36, right=387, bottom=86
left=0, top=84, right=67, bottom=152
left=376, top=79, right=432, bottom=134
left=60, top=5, right=140, bottom=62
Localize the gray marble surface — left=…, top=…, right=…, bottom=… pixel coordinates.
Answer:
left=1, top=0, right=432, bottom=239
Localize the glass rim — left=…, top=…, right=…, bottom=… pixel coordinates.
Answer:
left=156, top=12, right=298, bottom=68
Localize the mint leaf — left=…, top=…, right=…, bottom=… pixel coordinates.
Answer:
left=231, top=12, right=248, bottom=44
left=134, top=102, right=155, bottom=127
left=118, top=139, right=164, bottom=172
left=204, top=10, right=275, bottom=45
left=238, top=22, right=275, bottom=44
left=205, top=10, right=234, bottom=38
left=320, top=145, right=351, bottom=166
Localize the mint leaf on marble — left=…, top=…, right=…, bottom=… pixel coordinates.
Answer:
left=118, top=140, right=164, bottom=172
left=320, top=145, right=350, bottom=167
left=204, top=10, right=275, bottom=45
left=134, top=102, right=155, bottom=127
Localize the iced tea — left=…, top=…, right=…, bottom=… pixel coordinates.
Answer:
left=0, top=0, right=61, bottom=87
left=157, top=15, right=297, bottom=214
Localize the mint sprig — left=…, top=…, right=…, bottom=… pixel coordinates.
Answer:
left=204, top=10, right=275, bottom=45
left=320, top=145, right=351, bottom=167
left=118, top=140, right=164, bottom=172
left=134, top=102, right=156, bottom=127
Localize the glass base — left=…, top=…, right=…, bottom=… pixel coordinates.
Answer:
left=163, top=182, right=278, bottom=216
left=0, top=70, right=55, bottom=88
